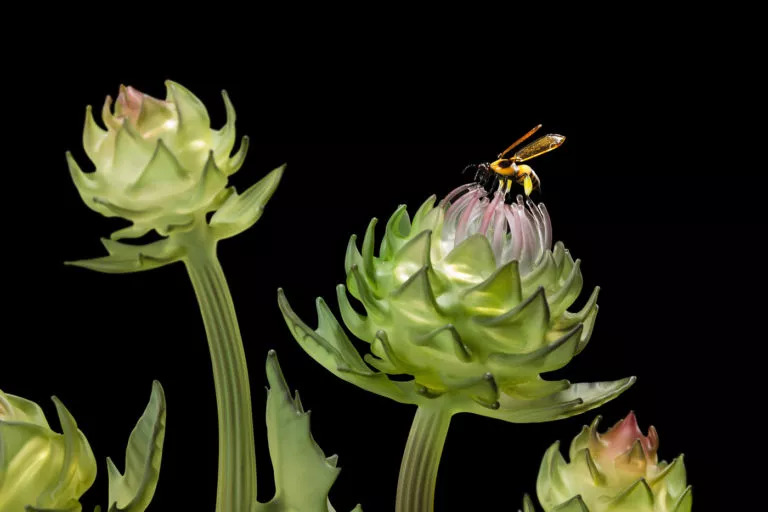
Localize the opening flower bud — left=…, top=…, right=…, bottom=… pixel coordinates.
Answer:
left=535, top=412, right=692, bottom=512
left=0, top=390, right=97, bottom=511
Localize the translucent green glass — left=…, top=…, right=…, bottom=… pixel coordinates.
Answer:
left=522, top=412, right=692, bottom=512
left=279, top=187, right=636, bottom=511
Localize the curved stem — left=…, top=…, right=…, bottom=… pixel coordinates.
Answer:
left=179, top=224, right=257, bottom=512
left=396, top=403, right=452, bottom=512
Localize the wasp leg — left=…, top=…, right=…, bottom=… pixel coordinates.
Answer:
left=494, top=175, right=505, bottom=193
left=530, top=169, right=541, bottom=193
left=523, top=175, right=534, bottom=196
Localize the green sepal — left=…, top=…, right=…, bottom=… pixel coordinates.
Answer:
left=212, top=90, right=237, bottom=163
left=209, top=163, right=285, bottom=239
left=516, top=493, right=590, bottom=512
left=164, top=80, right=210, bottom=143
left=672, top=486, right=693, bottom=512
left=258, top=351, right=363, bottom=512
left=604, top=478, right=654, bottom=511
left=552, top=495, right=590, bottom=512
left=105, top=382, right=166, bottom=512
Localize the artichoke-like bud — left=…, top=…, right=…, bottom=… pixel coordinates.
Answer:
left=529, top=412, right=692, bottom=512
left=0, top=389, right=97, bottom=512
left=67, top=81, right=284, bottom=273
left=279, top=183, right=634, bottom=421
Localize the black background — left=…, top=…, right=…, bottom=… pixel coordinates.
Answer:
left=3, top=43, right=754, bottom=511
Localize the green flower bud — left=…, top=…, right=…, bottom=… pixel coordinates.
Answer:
left=530, top=412, right=692, bottom=512
left=67, top=81, right=248, bottom=240
left=279, top=184, right=634, bottom=421
left=66, top=81, right=284, bottom=274
left=0, top=390, right=96, bottom=512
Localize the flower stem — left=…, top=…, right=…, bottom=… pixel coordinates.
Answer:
left=396, top=403, right=452, bottom=512
left=180, top=224, right=257, bottom=512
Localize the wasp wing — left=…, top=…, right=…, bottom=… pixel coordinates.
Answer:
left=513, top=134, right=565, bottom=162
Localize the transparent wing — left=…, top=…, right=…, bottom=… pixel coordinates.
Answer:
left=513, top=134, right=565, bottom=162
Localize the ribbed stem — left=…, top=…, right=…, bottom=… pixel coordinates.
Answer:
left=181, top=225, right=257, bottom=512
left=396, top=404, right=452, bottom=512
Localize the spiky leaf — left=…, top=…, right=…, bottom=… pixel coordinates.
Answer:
left=105, top=382, right=166, bottom=512
left=260, top=351, right=362, bottom=512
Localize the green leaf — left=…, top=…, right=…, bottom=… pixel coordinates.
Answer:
left=210, top=164, right=285, bottom=239
left=460, top=377, right=636, bottom=423
left=277, top=288, right=415, bottom=405
left=260, top=351, right=362, bottom=512
left=106, top=382, right=166, bottom=512
left=66, top=238, right=182, bottom=274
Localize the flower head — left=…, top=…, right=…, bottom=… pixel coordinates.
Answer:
left=67, top=81, right=284, bottom=273
left=0, top=390, right=97, bottom=511
left=68, top=81, right=247, bottom=240
left=533, top=412, right=692, bottom=512
left=279, top=183, right=633, bottom=422
left=440, top=183, right=551, bottom=274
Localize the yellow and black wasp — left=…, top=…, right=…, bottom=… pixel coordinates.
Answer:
left=465, top=125, right=565, bottom=196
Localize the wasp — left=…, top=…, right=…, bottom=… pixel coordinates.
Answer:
left=465, top=125, right=565, bottom=196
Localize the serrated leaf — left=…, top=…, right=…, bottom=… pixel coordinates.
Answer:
left=261, top=351, right=363, bottom=512
left=106, top=382, right=166, bottom=512
left=65, top=253, right=177, bottom=274
left=461, top=377, right=636, bottom=423
left=210, top=164, right=285, bottom=239
left=278, top=288, right=414, bottom=404
left=65, top=238, right=182, bottom=274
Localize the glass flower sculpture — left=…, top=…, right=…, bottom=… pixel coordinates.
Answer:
left=0, top=382, right=166, bottom=512
left=521, top=412, right=692, bottom=512
left=65, top=81, right=361, bottom=512
left=68, top=82, right=252, bottom=243
left=0, top=390, right=96, bottom=511
left=49, top=79, right=693, bottom=510
left=66, top=81, right=283, bottom=512
left=279, top=182, right=636, bottom=511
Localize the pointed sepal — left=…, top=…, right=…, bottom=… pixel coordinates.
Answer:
left=210, top=163, right=285, bottom=239
left=128, top=140, right=188, bottom=195
left=604, top=478, right=654, bottom=511
left=443, top=234, right=497, bottom=282
left=552, top=496, right=589, bottom=512
left=212, top=90, right=237, bottom=162
left=83, top=105, right=108, bottom=164
left=164, top=80, right=210, bottom=142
